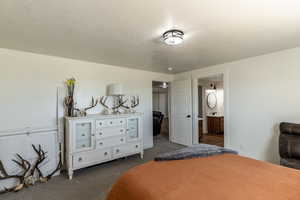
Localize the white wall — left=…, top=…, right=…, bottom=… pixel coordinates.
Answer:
left=176, top=47, right=300, bottom=163
left=0, top=48, right=173, bottom=149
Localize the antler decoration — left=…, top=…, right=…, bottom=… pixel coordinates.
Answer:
left=130, top=96, right=139, bottom=108
left=74, top=97, right=99, bottom=117
left=100, top=96, right=127, bottom=113
left=0, top=145, right=62, bottom=194
left=120, top=96, right=140, bottom=110
left=0, top=155, right=30, bottom=194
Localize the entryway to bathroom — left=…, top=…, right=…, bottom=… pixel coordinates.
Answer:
left=197, top=74, right=224, bottom=147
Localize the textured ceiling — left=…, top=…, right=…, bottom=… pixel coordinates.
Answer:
left=1, top=0, right=300, bottom=74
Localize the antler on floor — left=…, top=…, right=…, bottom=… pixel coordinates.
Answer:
left=0, top=144, right=62, bottom=194
left=0, top=153, right=31, bottom=193
left=44, top=155, right=62, bottom=182
left=31, top=144, right=47, bottom=178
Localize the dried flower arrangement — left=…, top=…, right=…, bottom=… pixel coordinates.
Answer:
left=64, top=78, right=76, bottom=117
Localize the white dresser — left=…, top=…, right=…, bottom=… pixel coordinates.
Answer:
left=65, top=113, right=143, bottom=179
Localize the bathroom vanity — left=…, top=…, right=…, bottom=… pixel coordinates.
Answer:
left=207, top=116, right=224, bottom=134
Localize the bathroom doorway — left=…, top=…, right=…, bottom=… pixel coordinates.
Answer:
left=152, top=81, right=170, bottom=145
left=197, top=74, right=224, bottom=147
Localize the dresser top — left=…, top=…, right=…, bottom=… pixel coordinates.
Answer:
left=65, top=112, right=143, bottom=121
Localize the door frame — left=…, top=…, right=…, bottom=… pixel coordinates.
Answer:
left=151, top=80, right=172, bottom=143
left=192, top=71, right=230, bottom=147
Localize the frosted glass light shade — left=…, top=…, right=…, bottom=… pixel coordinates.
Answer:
left=107, top=83, right=123, bottom=96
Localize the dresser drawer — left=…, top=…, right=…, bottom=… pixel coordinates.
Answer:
left=96, top=127, right=126, bottom=139
left=97, top=136, right=126, bottom=149
left=113, top=142, right=141, bottom=157
left=75, top=131, right=90, bottom=141
left=75, top=139, right=92, bottom=150
left=96, top=118, right=126, bottom=129
left=73, top=149, right=111, bottom=169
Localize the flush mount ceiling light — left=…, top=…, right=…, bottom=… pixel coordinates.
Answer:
left=161, top=82, right=168, bottom=89
left=163, top=29, right=184, bottom=46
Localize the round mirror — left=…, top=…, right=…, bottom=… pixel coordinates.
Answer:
left=207, top=92, right=217, bottom=109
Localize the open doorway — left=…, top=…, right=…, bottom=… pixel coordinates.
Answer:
left=197, top=74, right=224, bottom=147
left=152, top=81, right=170, bottom=145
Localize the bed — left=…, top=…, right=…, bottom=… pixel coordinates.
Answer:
left=106, top=154, right=300, bottom=200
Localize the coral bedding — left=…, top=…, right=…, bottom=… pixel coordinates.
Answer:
left=106, top=154, right=300, bottom=200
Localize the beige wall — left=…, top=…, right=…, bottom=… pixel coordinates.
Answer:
left=176, top=47, right=300, bottom=163
left=0, top=48, right=173, bottom=148
left=2, top=45, right=300, bottom=163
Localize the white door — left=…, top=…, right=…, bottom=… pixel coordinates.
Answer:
left=171, top=79, right=193, bottom=146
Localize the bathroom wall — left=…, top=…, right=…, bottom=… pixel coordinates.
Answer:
left=198, top=80, right=224, bottom=133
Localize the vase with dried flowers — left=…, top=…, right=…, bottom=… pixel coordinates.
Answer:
left=64, top=78, right=76, bottom=117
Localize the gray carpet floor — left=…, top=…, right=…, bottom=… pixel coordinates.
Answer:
left=2, top=136, right=183, bottom=200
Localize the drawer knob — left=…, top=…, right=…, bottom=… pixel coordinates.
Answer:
left=120, top=121, right=123, bottom=123
left=135, top=145, right=139, bottom=148
left=78, top=157, right=82, bottom=162
left=120, top=129, right=123, bottom=132
left=99, top=132, right=102, bottom=135
left=104, top=152, right=108, bottom=156
left=81, top=133, right=85, bottom=137
left=82, top=144, right=86, bottom=147
left=92, top=134, right=95, bottom=136
left=99, top=122, right=102, bottom=125
left=116, top=149, right=120, bottom=153
left=120, top=138, right=124, bottom=142
left=99, top=142, right=103, bottom=146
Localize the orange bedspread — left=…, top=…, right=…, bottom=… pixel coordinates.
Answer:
left=106, top=154, right=300, bottom=200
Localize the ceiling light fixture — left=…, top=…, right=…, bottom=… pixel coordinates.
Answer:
left=162, top=82, right=168, bottom=89
left=168, top=67, right=173, bottom=71
left=163, top=29, right=184, bottom=46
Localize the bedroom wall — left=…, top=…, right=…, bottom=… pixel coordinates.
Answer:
left=0, top=48, right=173, bottom=149
left=176, top=47, right=300, bottom=163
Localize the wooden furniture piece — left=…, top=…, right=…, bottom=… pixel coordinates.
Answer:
left=207, top=116, right=224, bottom=134
left=65, top=113, right=143, bottom=179
left=198, top=119, right=203, bottom=141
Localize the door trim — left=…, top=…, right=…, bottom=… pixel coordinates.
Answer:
left=192, top=71, right=230, bottom=147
